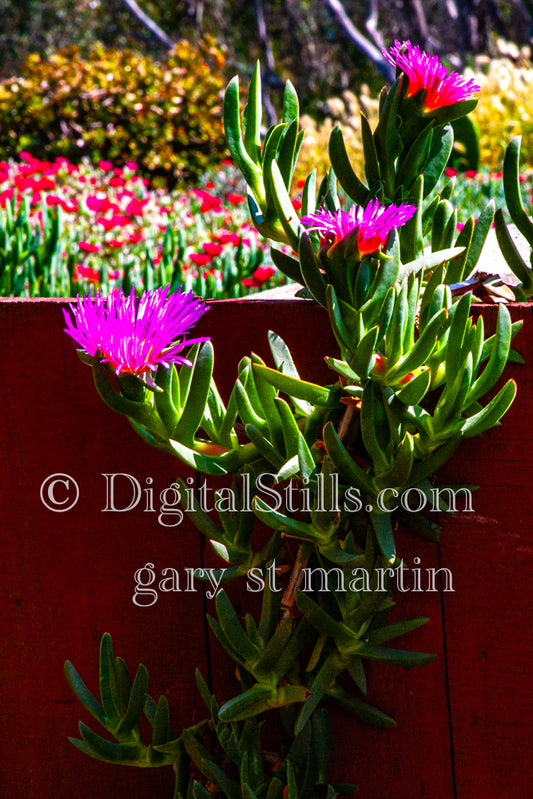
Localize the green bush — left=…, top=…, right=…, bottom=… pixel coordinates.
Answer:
left=0, top=38, right=227, bottom=186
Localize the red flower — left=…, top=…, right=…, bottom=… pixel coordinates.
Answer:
left=61, top=199, right=79, bottom=213
left=98, top=160, right=113, bottom=172
left=190, top=253, right=213, bottom=266
left=216, top=231, right=241, bottom=246
left=78, top=241, right=101, bottom=253
left=124, top=198, right=147, bottom=216
left=0, top=162, right=11, bottom=182
left=193, top=189, right=223, bottom=213
left=383, top=40, right=480, bottom=112
left=97, top=214, right=131, bottom=230
left=74, top=265, right=100, bottom=283
left=242, top=266, right=275, bottom=288
left=301, top=199, right=417, bottom=255
left=202, top=242, right=224, bottom=257
left=227, top=192, right=245, bottom=205
left=0, top=188, right=14, bottom=207
left=107, top=239, right=124, bottom=249
left=86, top=195, right=115, bottom=214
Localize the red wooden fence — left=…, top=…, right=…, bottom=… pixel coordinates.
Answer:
left=1, top=297, right=531, bottom=799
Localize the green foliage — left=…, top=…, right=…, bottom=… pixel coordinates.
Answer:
left=0, top=195, right=72, bottom=296
left=65, top=633, right=174, bottom=767
left=495, top=135, right=533, bottom=297
left=0, top=38, right=227, bottom=186
left=472, top=53, right=533, bottom=170
left=0, top=157, right=282, bottom=298
left=65, top=45, right=524, bottom=799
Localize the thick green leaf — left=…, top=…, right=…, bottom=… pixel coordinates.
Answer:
left=398, top=247, right=464, bottom=282
left=182, top=729, right=242, bottom=799
left=243, top=62, right=262, bottom=163
left=494, top=208, right=533, bottom=294
left=295, top=650, right=346, bottom=734
left=503, top=135, right=533, bottom=243
left=369, top=509, right=395, bottom=561
left=216, top=590, right=260, bottom=664
left=328, top=124, right=369, bottom=205
left=252, top=363, right=341, bottom=408
left=467, top=304, right=512, bottom=405
left=323, top=422, right=375, bottom=496
left=299, top=231, right=328, bottom=307
left=395, top=368, right=431, bottom=405
left=114, top=664, right=149, bottom=738
left=168, top=439, right=228, bottom=475
left=366, top=616, right=429, bottom=645
left=356, top=643, right=435, bottom=668
left=173, top=342, right=214, bottom=447
left=423, top=123, right=454, bottom=196
left=360, top=113, right=381, bottom=188
left=223, top=76, right=263, bottom=198
left=244, top=424, right=286, bottom=469
left=99, top=633, right=121, bottom=730
left=270, top=247, right=304, bottom=284
left=386, top=308, right=447, bottom=381
left=270, top=160, right=301, bottom=250
left=64, top=661, right=107, bottom=728
left=326, top=684, right=396, bottom=728
left=462, top=379, right=517, bottom=438
left=253, top=497, right=327, bottom=543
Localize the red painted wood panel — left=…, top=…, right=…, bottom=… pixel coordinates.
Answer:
left=1, top=299, right=206, bottom=799
left=201, top=300, right=455, bottom=799
left=438, top=304, right=533, bottom=798
left=1, top=298, right=531, bottom=798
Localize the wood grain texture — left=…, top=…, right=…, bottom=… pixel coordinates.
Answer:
left=1, top=298, right=531, bottom=798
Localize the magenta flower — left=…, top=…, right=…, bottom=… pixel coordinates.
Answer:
left=301, top=199, right=417, bottom=256
left=64, top=285, right=208, bottom=375
left=383, top=40, right=480, bottom=111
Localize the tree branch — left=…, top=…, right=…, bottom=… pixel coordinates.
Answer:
left=254, top=0, right=278, bottom=127
left=324, top=0, right=395, bottom=82
left=119, top=0, right=176, bottom=50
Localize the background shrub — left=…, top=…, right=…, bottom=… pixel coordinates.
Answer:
left=469, top=48, right=533, bottom=170
left=295, top=88, right=380, bottom=187
left=0, top=37, right=227, bottom=186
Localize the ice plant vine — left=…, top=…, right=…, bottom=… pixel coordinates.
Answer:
left=64, top=40, right=522, bottom=798
left=300, top=198, right=417, bottom=255
left=383, top=40, right=481, bottom=113
left=63, top=285, right=209, bottom=376
left=0, top=156, right=282, bottom=299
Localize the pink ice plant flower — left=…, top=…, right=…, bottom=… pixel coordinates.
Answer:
left=383, top=40, right=480, bottom=111
left=64, top=285, right=208, bottom=375
left=300, top=199, right=417, bottom=256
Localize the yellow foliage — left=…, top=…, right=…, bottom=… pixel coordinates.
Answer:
left=0, top=38, right=227, bottom=186
left=467, top=49, right=533, bottom=170
left=295, top=88, right=380, bottom=188
left=295, top=47, right=533, bottom=187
